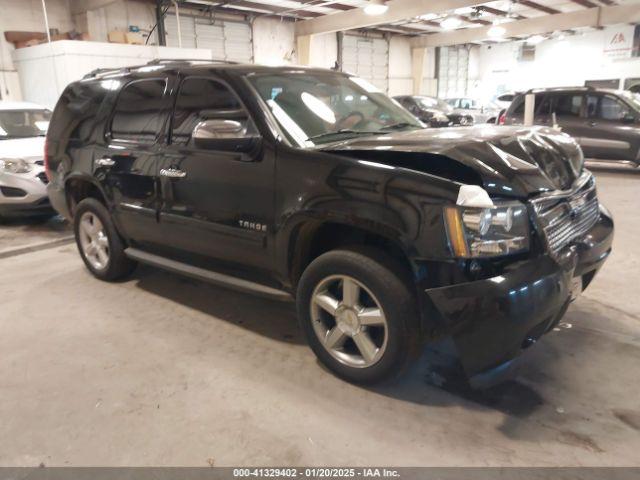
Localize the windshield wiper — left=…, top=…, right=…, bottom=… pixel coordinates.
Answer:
left=307, top=129, right=388, bottom=142
left=380, top=122, right=418, bottom=131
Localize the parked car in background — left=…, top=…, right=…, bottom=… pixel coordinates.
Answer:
left=444, top=97, right=501, bottom=124
left=46, top=62, right=613, bottom=387
left=503, top=87, right=640, bottom=165
left=0, top=102, right=54, bottom=219
left=394, top=95, right=473, bottom=127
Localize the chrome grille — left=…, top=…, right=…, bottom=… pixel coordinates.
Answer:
left=531, top=173, right=599, bottom=256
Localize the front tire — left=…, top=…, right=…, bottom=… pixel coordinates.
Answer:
left=73, top=198, right=136, bottom=281
left=297, top=248, right=421, bottom=384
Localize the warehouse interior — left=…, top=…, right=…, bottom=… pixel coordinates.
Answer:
left=1, top=0, right=640, bottom=471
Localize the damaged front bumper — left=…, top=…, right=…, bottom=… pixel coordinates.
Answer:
left=423, top=205, right=614, bottom=388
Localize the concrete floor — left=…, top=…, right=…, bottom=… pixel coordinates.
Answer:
left=1, top=170, right=639, bottom=467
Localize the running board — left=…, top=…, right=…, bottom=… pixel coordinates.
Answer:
left=585, top=159, right=639, bottom=169
left=124, top=248, right=293, bottom=302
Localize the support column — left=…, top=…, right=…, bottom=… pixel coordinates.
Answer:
left=156, top=0, right=167, bottom=47
left=297, top=35, right=312, bottom=66
left=411, top=47, right=427, bottom=95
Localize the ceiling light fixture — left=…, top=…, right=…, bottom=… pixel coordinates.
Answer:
left=488, top=24, right=506, bottom=38
left=440, top=16, right=463, bottom=30
left=454, top=7, right=474, bottom=15
left=364, top=0, right=388, bottom=15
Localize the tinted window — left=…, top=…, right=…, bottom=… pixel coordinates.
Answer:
left=511, top=97, right=525, bottom=116
left=171, top=78, right=246, bottom=146
left=599, top=95, right=629, bottom=120
left=553, top=94, right=582, bottom=117
left=511, top=93, right=543, bottom=117
left=586, top=95, right=599, bottom=118
left=111, top=78, right=167, bottom=143
left=536, top=94, right=552, bottom=116
left=48, top=82, right=108, bottom=142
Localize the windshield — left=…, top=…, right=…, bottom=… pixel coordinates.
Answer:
left=248, top=73, right=423, bottom=146
left=0, top=109, right=51, bottom=139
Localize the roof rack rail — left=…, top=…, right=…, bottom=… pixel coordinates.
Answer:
left=82, top=66, right=132, bottom=79
left=145, top=58, right=239, bottom=65
left=81, top=58, right=239, bottom=80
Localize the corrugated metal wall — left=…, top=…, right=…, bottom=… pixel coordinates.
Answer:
left=342, top=34, right=389, bottom=93
left=165, top=14, right=252, bottom=63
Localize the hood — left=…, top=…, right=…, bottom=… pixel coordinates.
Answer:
left=0, top=136, right=46, bottom=163
left=318, top=126, right=584, bottom=198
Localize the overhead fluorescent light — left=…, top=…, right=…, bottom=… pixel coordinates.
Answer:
left=364, top=0, right=388, bottom=15
left=488, top=24, right=506, bottom=38
left=454, top=7, right=474, bottom=15
left=418, top=13, right=438, bottom=21
left=527, top=34, right=546, bottom=44
left=440, top=16, right=463, bottom=30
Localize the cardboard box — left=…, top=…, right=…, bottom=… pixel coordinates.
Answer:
left=108, top=30, right=127, bottom=44
left=125, top=32, right=143, bottom=45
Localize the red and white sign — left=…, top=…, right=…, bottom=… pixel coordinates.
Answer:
left=603, top=26, right=635, bottom=59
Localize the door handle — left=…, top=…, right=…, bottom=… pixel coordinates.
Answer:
left=96, top=157, right=115, bottom=167
left=160, top=167, right=186, bottom=178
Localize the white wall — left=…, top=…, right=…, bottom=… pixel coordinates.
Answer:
left=252, top=17, right=296, bottom=66
left=472, top=24, right=640, bottom=102
left=12, top=40, right=212, bottom=108
left=308, top=33, right=337, bottom=69
left=80, top=0, right=156, bottom=44
left=388, top=36, right=412, bottom=96
left=0, top=0, right=73, bottom=101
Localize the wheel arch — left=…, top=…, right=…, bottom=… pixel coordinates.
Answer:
left=64, top=174, right=109, bottom=218
left=287, top=219, right=416, bottom=290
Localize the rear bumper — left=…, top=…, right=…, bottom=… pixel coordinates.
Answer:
left=423, top=205, right=614, bottom=384
left=46, top=181, right=72, bottom=220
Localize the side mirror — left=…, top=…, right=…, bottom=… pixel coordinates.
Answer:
left=621, top=113, right=636, bottom=124
left=192, top=119, right=262, bottom=157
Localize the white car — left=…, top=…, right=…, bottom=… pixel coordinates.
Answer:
left=443, top=97, right=502, bottom=124
left=0, top=101, right=54, bottom=219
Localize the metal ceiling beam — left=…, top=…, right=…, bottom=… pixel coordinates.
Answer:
left=294, top=0, right=487, bottom=36
left=570, top=0, right=599, bottom=7
left=478, top=5, right=526, bottom=20
left=516, top=0, right=560, bottom=15
left=411, top=3, right=640, bottom=47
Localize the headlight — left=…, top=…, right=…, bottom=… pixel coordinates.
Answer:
left=444, top=201, right=530, bottom=257
left=0, top=158, right=32, bottom=174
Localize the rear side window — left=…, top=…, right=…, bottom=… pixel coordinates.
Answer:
left=48, top=82, right=107, bottom=142
left=170, top=77, right=246, bottom=146
left=111, top=78, right=167, bottom=143
left=553, top=94, right=582, bottom=117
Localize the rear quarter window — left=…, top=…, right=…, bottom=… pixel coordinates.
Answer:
left=110, top=78, right=168, bottom=144
left=48, top=81, right=108, bottom=142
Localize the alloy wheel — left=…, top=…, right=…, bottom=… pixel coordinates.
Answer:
left=78, top=212, right=110, bottom=270
left=310, top=275, right=388, bottom=368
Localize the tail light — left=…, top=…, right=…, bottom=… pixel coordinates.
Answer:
left=44, top=136, right=52, bottom=182
left=498, top=111, right=506, bottom=125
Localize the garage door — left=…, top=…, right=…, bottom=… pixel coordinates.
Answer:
left=342, top=34, right=389, bottom=93
left=165, top=14, right=253, bottom=63
left=437, top=46, right=469, bottom=98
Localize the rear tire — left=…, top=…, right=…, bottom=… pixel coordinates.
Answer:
left=297, top=248, right=421, bottom=384
left=73, top=198, right=136, bottom=281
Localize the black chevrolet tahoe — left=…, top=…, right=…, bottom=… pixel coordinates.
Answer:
left=45, top=60, right=614, bottom=386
